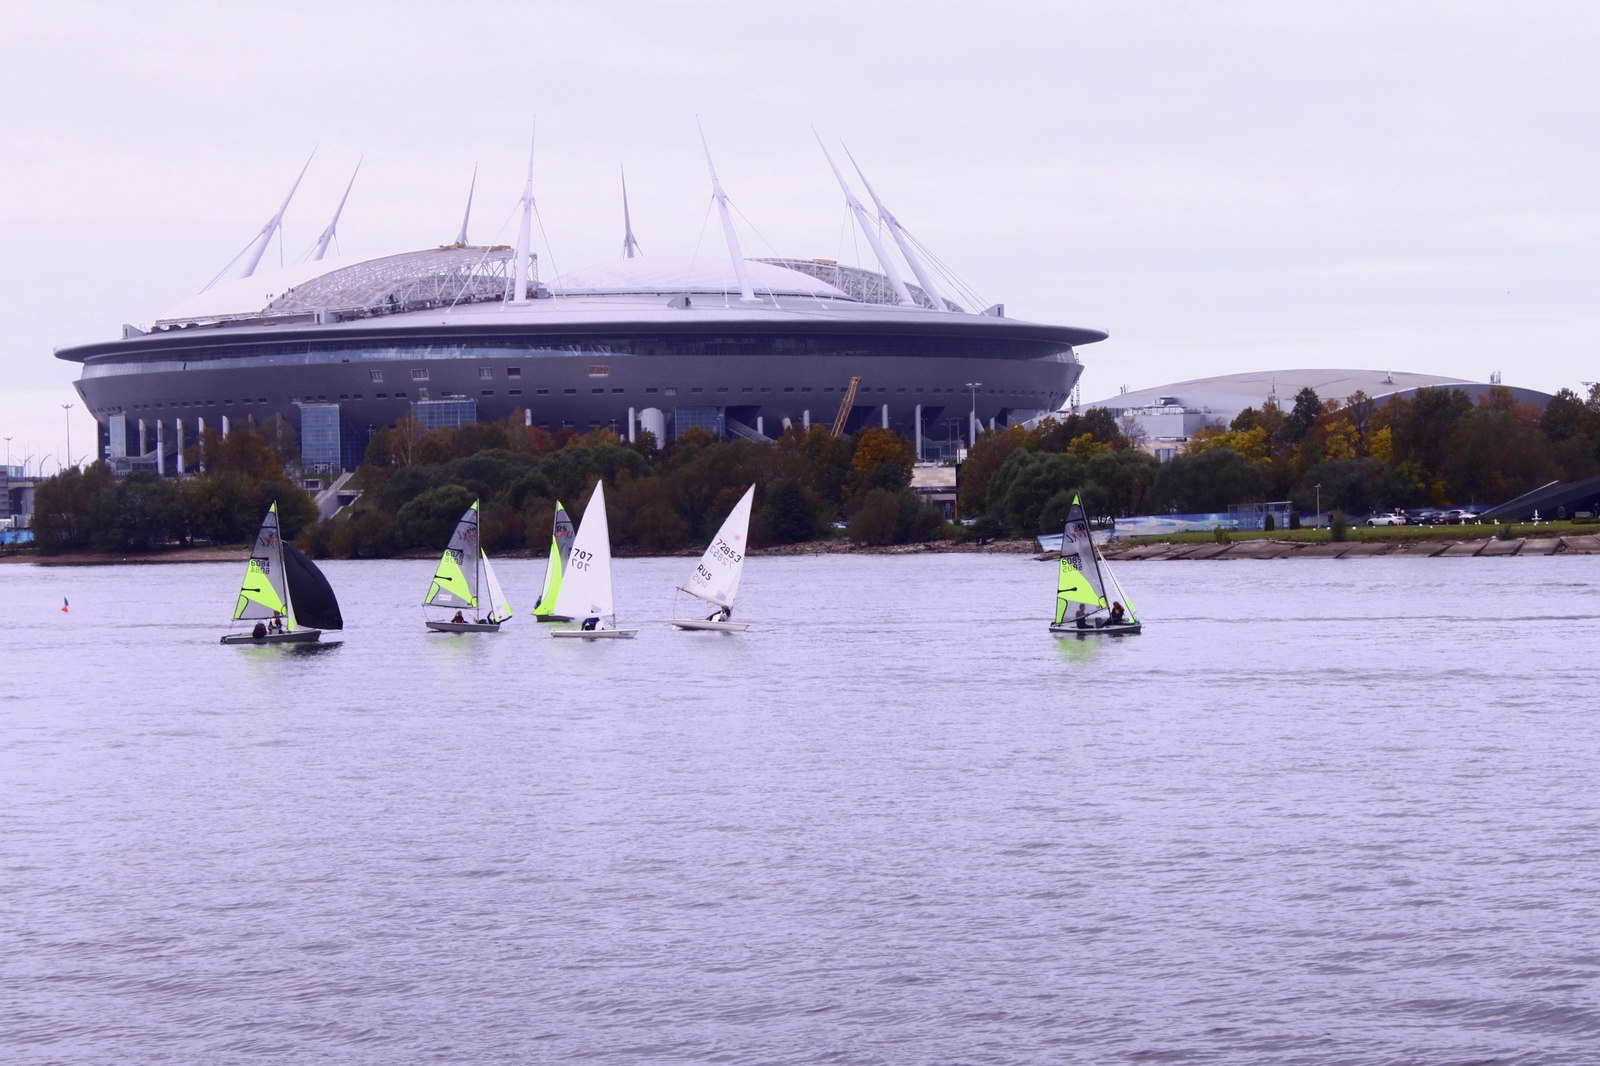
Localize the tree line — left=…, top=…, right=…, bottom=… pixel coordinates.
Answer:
left=26, top=382, right=1599, bottom=555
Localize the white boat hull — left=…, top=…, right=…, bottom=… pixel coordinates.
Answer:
left=1049, top=622, right=1142, bottom=636
left=221, top=629, right=322, bottom=645
left=552, top=627, right=638, bottom=640
left=671, top=618, right=751, bottom=632
left=426, top=621, right=502, bottom=633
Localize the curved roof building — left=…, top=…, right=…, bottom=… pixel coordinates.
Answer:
left=58, top=153, right=1106, bottom=472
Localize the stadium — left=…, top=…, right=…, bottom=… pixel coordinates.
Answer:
left=58, top=154, right=1107, bottom=473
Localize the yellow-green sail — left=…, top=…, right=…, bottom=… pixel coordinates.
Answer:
left=1053, top=494, right=1112, bottom=625
left=233, top=502, right=296, bottom=630
left=423, top=501, right=482, bottom=609
left=532, top=501, right=575, bottom=616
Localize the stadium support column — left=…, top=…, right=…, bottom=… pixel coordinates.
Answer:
left=881, top=404, right=889, bottom=429
left=627, top=407, right=636, bottom=444
left=156, top=420, right=165, bottom=475
left=137, top=418, right=146, bottom=457
left=221, top=415, right=229, bottom=438
left=176, top=418, right=184, bottom=474
left=914, top=404, right=923, bottom=458
left=196, top=417, right=205, bottom=472
left=803, top=410, right=811, bottom=431
left=755, top=416, right=764, bottom=437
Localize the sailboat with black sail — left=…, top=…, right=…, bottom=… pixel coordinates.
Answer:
left=550, top=481, right=637, bottom=639
left=671, top=484, right=754, bottom=632
left=222, top=502, right=344, bottom=644
left=1050, top=494, right=1141, bottom=636
left=531, top=501, right=576, bottom=621
left=423, top=499, right=512, bottom=632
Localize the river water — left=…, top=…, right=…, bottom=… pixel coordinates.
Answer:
left=3, top=553, right=1597, bottom=1064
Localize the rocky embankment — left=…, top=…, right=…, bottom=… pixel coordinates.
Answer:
left=1099, top=534, right=1600, bottom=561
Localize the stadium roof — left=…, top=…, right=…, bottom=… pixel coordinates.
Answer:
left=1083, top=368, right=1547, bottom=417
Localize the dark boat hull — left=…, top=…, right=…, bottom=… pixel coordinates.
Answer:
left=221, top=629, right=322, bottom=645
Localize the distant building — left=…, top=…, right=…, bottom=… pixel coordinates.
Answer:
left=1083, top=368, right=1552, bottom=459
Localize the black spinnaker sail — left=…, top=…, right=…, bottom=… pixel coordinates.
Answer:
left=284, top=545, right=343, bottom=631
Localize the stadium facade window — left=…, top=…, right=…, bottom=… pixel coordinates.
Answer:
left=506, top=367, right=522, bottom=378
left=588, top=365, right=610, bottom=377
left=299, top=403, right=343, bottom=471
left=411, top=398, right=477, bottom=430
left=673, top=406, right=725, bottom=440
left=370, top=370, right=383, bottom=383
left=411, top=368, right=428, bottom=381
left=478, top=367, right=493, bottom=379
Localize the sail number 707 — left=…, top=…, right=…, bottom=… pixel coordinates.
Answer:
left=570, top=547, right=594, bottom=572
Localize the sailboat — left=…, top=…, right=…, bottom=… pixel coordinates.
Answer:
left=422, top=499, right=512, bottom=632
left=221, top=502, right=344, bottom=644
left=550, top=480, right=637, bottom=639
left=1049, top=494, right=1141, bottom=636
left=671, top=484, right=755, bottom=632
left=531, top=500, right=576, bottom=621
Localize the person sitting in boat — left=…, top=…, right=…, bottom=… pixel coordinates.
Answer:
left=581, top=616, right=600, bottom=631
left=1074, top=604, right=1089, bottom=629
left=707, top=606, right=732, bottom=622
left=452, top=611, right=465, bottom=624
left=1108, top=602, right=1127, bottom=626
left=268, top=611, right=285, bottom=634
left=252, top=621, right=268, bottom=639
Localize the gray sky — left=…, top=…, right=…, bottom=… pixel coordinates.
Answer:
left=3, top=1, right=1597, bottom=467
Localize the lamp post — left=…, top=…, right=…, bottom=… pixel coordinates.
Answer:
left=964, top=381, right=982, bottom=447
left=61, top=403, right=73, bottom=471
left=1315, top=483, right=1321, bottom=528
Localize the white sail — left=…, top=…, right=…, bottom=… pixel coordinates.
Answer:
left=481, top=552, right=511, bottom=624
left=681, top=484, right=754, bottom=609
left=551, top=481, right=617, bottom=624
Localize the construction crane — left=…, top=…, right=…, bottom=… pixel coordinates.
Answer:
left=830, top=376, right=863, bottom=438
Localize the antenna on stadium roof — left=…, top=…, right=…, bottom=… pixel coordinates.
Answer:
left=455, top=164, right=477, bottom=247
left=843, top=144, right=949, bottom=312
left=815, top=130, right=915, bottom=307
left=310, top=158, right=360, bottom=262
left=697, top=119, right=759, bottom=304
left=203, top=149, right=315, bottom=291
left=507, top=132, right=535, bottom=304
left=620, top=166, right=642, bottom=259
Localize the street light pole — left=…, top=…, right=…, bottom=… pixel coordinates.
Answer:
left=964, top=381, right=982, bottom=448
left=1315, top=483, right=1322, bottom=528
left=61, top=404, right=73, bottom=471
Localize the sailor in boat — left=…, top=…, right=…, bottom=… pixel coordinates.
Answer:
left=1074, top=604, right=1089, bottom=629
left=268, top=611, right=285, bottom=634
left=452, top=611, right=465, bottom=624
left=706, top=606, right=732, bottom=623
left=252, top=621, right=268, bottom=639
left=1107, top=602, right=1127, bottom=627
left=581, top=616, right=600, bottom=631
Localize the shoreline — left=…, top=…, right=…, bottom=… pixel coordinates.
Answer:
left=6, top=533, right=1599, bottom=566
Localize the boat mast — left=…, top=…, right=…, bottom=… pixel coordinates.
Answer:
left=815, top=133, right=915, bottom=306
left=698, top=122, right=759, bottom=304
left=844, top=146, right=950, bottom=312
left=310, top=158, right=361, bottom=262
left=508, top=133, right=535, bottom=304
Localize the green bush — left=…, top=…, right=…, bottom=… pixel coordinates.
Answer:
left=1330, top=510, right=1349, bottom=542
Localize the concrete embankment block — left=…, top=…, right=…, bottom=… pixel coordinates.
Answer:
left=1119, top=544, right=1174, bottom=560
left=1178, top=543, right=1235, bottom=560
left=1521, top=538, right=1562, bottom=556
left=1339, top=542, right=1391, bottom=557
left=1559, top=534, right=1600, bottom=554
left=1225, top=540, right=1294, bottom=559
left=1292, top=542, right=1352, bottom=558
left=1477, top=537, right=1523, bottom=557
left=1440, top=540, right=1484, bottom=557
left=1390, top=541, right=1450, bottom=557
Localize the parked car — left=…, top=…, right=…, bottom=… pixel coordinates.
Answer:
left=1437, top=508, right=1482, bottom=525
left=1365, top=512, right=1407, bottom=526
left=1406, top=508, right=1443, bottom=526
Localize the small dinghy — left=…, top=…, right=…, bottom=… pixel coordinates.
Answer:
left=423, top=499, right=511, bottom=633
left=221, top=502, right=343, bottom=644
left=1048, top=494, right=1142, bottom=637
left=671, top=484, right=754, bottom=632
left=550, top=481, right=638, bottom=640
